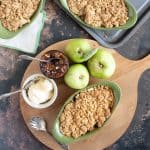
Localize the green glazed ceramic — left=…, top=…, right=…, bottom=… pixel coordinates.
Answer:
left=59, top=0, right=137, bottom=30
left=0, top=0, right=45, bottom=39
left=52, top=81, right=121, bottom=144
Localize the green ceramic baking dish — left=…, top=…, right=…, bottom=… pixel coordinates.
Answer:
left=52, top=80, right=121, bottom=144
left=0, top=0, right=45, bottom=39
left=59, top=0, right=137, bottom=30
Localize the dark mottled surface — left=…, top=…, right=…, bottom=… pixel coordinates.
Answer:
left=0, top=1, right=150, bottom=150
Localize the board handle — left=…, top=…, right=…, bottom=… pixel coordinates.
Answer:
left=137, top=54, right=150, bottom=70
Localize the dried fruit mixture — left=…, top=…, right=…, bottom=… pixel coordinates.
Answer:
left=60, top=85, right=114, bottom=138
left=40, top=50, right=69, bottom=79
left=0, top=0, right=40, bottom=31
left=68, top=0, right=129, bottom=28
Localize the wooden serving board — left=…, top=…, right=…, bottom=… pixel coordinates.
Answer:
left=20, top=39, right=150, bottom=150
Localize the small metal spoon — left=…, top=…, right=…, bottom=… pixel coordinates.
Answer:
left=29, top=117, right=69, bottom=150
left=0, top=89, right=22, bottom=100
left=18, top=55, right=60, bottom=63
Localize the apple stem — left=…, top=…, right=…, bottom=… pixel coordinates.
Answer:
left=79, top=75, right=84, bottom=79
left=99, top=63, right=104, bottom=68
left=78, top=49, right=83, bottom=55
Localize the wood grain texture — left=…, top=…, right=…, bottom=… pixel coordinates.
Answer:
left=19, top=39, right=150, bottom=150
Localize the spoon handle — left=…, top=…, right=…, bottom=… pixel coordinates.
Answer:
left=18, top=55, right=46, bottom=63
left=0, top=89, right=22, bottom=99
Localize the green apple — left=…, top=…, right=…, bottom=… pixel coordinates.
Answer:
left=87, top=49, right=116, bottom=79
left=64, top=64, right=89, bottom=89
left=65, top=39, right=97, bottom=63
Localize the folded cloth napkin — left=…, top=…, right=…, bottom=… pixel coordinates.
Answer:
left=0, top=11, right=46, bottom=54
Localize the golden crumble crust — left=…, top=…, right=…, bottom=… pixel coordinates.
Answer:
left=0, top=0, right=40, bottom=31
left=68, top=0, right=128, bottom=28
left=60, top=85, right=115, bottom=138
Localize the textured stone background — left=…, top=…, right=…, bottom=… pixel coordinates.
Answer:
left=0, top=1, right=150, bottom=150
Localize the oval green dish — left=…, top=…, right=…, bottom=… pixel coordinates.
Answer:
left=0, top=0, right=45, bottom=39
left=52, top=81, right=121, bottom=144
left=59, top=0, right=137, bottom=30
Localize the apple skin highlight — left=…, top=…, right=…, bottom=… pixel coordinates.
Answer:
left=64, top=64, right=89, bottom=89
left=88, top=49, right=116, bottom=79
left=64, top=39, right=92, bottom=63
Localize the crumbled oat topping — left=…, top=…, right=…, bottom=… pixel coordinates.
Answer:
left=0, top=0, right=40, bottom=31
left=60, top=85, right=114, bottom=138
left=68, top=0, right=129, bottom=28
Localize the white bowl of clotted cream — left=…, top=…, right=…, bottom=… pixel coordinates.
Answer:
left=22, top=74, right=58, bottom=109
